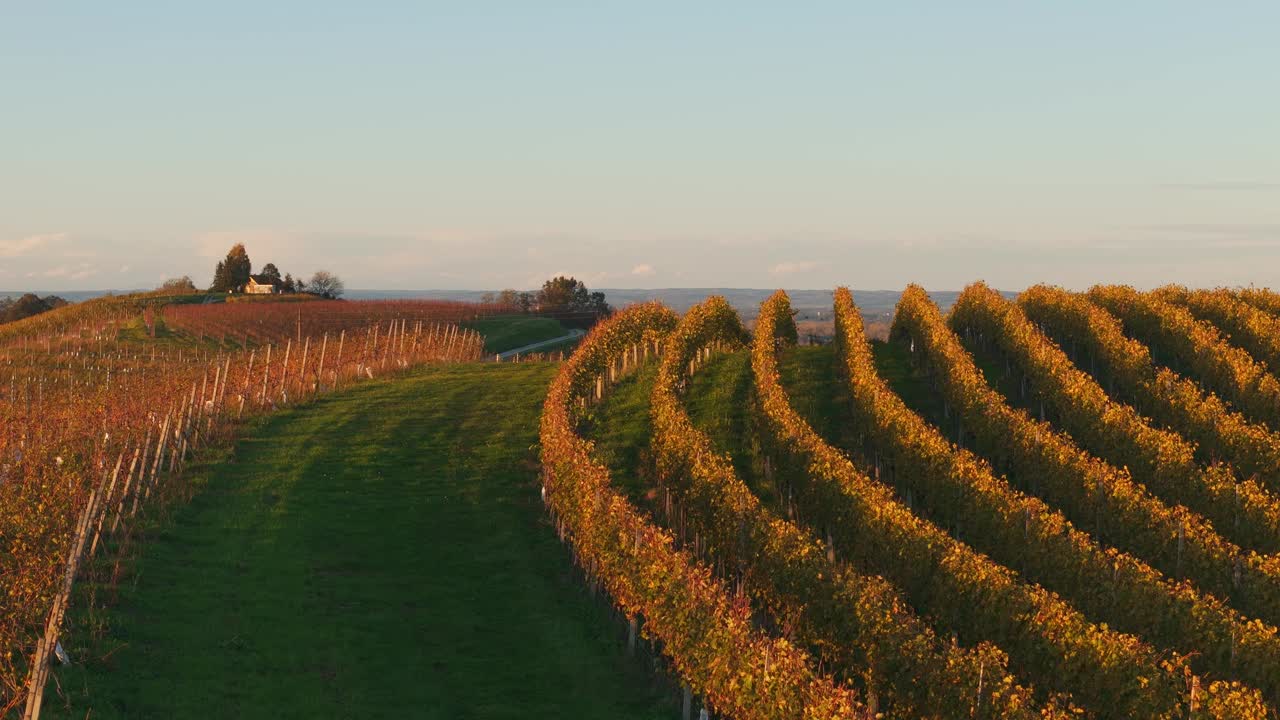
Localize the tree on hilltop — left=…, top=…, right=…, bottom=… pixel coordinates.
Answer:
left=307, top=270, right=344, bottom=299
left=158, top=276, right=198, bottom=294
left=497, top=289, right=520, bottom=308
left=209, top=243, right=253, bottom=292
left=536, top=276, right=612, bottom=317
left=0, top=293, right=66, bottom=324
left=259, top=263, right=282, bottom=286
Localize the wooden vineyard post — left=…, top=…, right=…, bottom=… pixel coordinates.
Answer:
left=409, top=321, right=422, bottom=363
left=182, top=381, right=198, bottom=463
left=127, top=427, right=155, bottom=518
left=198, top=369, right=209, bottom=426
left=381, top=320, right=394, bottom=370
left=367, top=323, right=380, bottom=376
left=205, top=360, right=220, bottom=436
left=110, top=448, right=142, bottom=535
left=315, top=333, right=328, bottom=397
left=297, top=336, right=310, bottom=399
left=239, top=349, right=256, bottom=418
left=277, top=339, right=292, bottom=404
left=215, top=355, right=232, bottom=429
left=260, top=343, right=273, bottom=407
left=23, top=487, right=100, bottom=720
left=89, top=452, right=127, bottom=559
left=142, top=413, right=172, bottom=503
left=334, top=330, right=345, bottom=390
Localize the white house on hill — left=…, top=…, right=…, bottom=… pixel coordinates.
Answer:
left=245, top=276, right=278, bottom=294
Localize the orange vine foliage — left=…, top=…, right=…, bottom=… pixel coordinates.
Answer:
left=1156, top=287, right=1280, bottom=382
left=1090, top=285, right=1280, bottom=434
left=163, top=299, right=499, bottom=346
left=800, top=287, right=1264, bottom=718
left=1233, top=288, right=1280, bottom=319
left=649, top=296, right=1051, bottom=718
left=960, top=283, right=1280, bottom=555
left=539, top=302, right=868, bottom=719
left=1, top=299, right=483, bottom=714
left=849, top=288, right=1269, bottom=712
left=898, top=284, right=1280, bottom=696
left=1019, top=285, right=1280, bottom=495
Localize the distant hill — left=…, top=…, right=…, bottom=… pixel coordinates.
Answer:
left=2, top=287, right=1018, bottom=321
left=342, top=288, right=1019, bottom=321
left=0, top=290, right=141, bottom=303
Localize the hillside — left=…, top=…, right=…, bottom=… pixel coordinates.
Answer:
left=17, top=284, right=1280, bottom=719
left=41, top=363, right=673, bottom=719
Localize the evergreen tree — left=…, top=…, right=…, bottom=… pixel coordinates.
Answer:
left=225, top=243, right=252, bottom=290
left=209, top=260, right=227, bottom=292
left=209, top=243, right=253, bottom=292
left=260, top=263, right=282, bottom=285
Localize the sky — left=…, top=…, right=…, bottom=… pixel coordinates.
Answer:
left=2, top=2, right=1278, bottom=292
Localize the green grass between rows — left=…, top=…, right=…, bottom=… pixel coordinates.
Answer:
left=43, top=363, right=672, bottom=720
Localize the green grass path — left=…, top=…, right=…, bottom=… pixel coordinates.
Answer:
left=466, top=317, right=568, bottom=354
left=45, top=363, right=671, bottom=719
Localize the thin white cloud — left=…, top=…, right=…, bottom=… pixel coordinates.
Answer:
left=25, top=263, right=98, bottom=280
left=631, top=263, right=655, bottom=276
left=770, top=260, right=818, bottom=275
left=0, top=233, right=66, bottom=258
left=1161, top=182, right=1280, bottom=191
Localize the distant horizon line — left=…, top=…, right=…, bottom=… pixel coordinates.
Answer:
left=0, top=285, right=1031, bottom=295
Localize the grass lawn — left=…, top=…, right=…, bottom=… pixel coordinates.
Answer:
left=43, top=363, right=673, bottom=720
left=466, top=317, right=569, bottom=354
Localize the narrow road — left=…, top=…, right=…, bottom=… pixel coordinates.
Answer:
left=496, top=328, right=584, bottom=360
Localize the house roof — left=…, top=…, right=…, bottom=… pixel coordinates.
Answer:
left=248, top=275, right=276, bottom=285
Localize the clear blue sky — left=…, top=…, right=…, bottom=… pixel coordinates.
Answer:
left=2, top=2, right=1277, bottom=291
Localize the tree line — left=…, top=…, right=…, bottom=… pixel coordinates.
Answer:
left=0, top=293, right=69, bottom=325
left=481, top=276, right=611, bottom=326
left=199, top=243, right=344, bottom=298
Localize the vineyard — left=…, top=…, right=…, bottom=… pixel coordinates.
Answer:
left=13, top=284, right=1280, bottom=718
left=160, top=298, right=501, bottom=347
left=0, top=295, right=485, bottom=717
left=539, top=284, right=1280, bottom=720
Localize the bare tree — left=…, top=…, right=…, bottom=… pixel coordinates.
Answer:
left=308, top=270, right=345, bottom=299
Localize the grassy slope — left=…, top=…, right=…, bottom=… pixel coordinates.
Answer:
left=44, top=363, right=671, bottom=720
left=585, top=352, right=760, bottom=504
left=682, top=352, right=772, bottom=502
left=775, top=342, right=939, bottom=449
left=466, top=317, right=569, bottom=354
left=581, top=364, right=660, bottom=503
